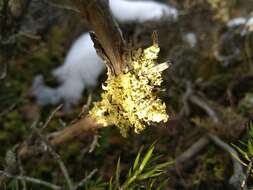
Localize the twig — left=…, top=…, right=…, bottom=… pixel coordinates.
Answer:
left=0, top=62, right=7, bottom=80
left=174, top=136, right=210, bottom=166
left=0, top=170, right=61, bottom=190
left=72, top=0, right=127, bottom=75
left=242, top=161, right=252, bottom=189
left=145, top=61, right=172, bottom=75
left=189, top=95, right=220, bottom=124
left=71, top=93, right=93, bottom=124
left=17, top=155, right=27, bottom=190
left=41, top=104, right=63, bottom=130
left=73, top=169, right=98, bottom=190
left=171, top=133, right=248, bottom=190
left=89, top=134, right=100, bottom=153
left=0, top=103, right=16, bottom=117
left=209, top=134, right=248, bottom=190
left=180, top=81, right=220, bottom=124
left=214, top=46, right=240, bottom=66
left=31, top=126, right=74, bottom=189
left=180, top=81, right=193, bottom=116
left=82, top=92, right=93, bottom=113
left=18, top=31, right=41, bottom=40
left=18, top=116, right=103, bottom=160
left=2, top=112, right=101, bottom=188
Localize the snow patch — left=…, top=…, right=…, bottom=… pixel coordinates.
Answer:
left=110, top=0, right=178, bottom=22
left=227, top=16, right=253, bottom=35
left=183, top=32, right=197, bottom=48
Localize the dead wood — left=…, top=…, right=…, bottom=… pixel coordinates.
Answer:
left=18, top=116, right=103, bottom=160
left=72, top=0, right=128, bottom=75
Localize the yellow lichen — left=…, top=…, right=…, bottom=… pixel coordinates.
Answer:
left=89, top=42, right=168, bottom=137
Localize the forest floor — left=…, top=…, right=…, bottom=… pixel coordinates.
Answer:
left=0, top=0, right=253, bottom=189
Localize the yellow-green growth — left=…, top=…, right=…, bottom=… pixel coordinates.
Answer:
left=90, top=43, right=168, bottom=137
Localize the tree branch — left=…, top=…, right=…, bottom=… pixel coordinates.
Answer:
left=0, top=170, right=61, bottom=190
left=72, top=0, right=127, bottom=75
left=73, top=169, right=98, bottom=190
left=174, top=136, right=210, bottom=166
left=209, top=134, right=248, bottom=190
left=31, top=125, right=74, bottom=189
left=18, top=116, right=103, bottom=160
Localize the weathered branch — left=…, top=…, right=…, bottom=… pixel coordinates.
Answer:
left=73, top=169, right=98, bottom=190
left=31, top=125, right=74, bottom=189
left=0, top=170, right=61, bottom=190
left=72, top=0, right=127, bottom=75
left=18, top=116, right=103, bottom=160
left=170, top=133, right=248, bottom=190
left=189, top=95, right=220, bottom=124
left=174, top=136, right=210, bottom=166
left=0, top=115, right=103, bottom=186
left=209, top=134, right=247, bottom=190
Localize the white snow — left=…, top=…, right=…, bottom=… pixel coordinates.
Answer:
left=183, top=32, right=197, bottom=48
left=246, top=17, right=253, bottom=28
left=227, top=16, right=253, bottom=35
left=227, top=17, right=246, bottom=28
left=31, top=75, right=61, bottom=105
left=31, top=33, right=105, bottom=110
left=52, top=33, right=103, bottom=88
left=109, top=0, right=178, bottom=22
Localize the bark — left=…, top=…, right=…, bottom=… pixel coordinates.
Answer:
left=72, top=0, right=128, bottom=75
left=18, top=116, right=103, bottom=160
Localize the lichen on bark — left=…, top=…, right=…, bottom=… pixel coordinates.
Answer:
left=90, top=41, right=169, bottom=137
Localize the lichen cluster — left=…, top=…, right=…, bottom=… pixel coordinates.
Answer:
left=89, top=43, right=168, bottom=137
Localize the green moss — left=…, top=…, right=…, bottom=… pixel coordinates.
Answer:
left=238, top=93, right=253, bottom=115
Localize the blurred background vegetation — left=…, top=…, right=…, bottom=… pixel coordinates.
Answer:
left=0, top=0, right=253, bottom=189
